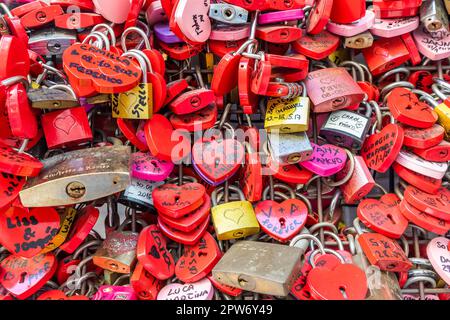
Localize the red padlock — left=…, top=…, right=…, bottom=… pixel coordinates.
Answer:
left=330, top=0, right=366, bottom=24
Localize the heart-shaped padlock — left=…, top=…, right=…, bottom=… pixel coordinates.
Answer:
left=401, top=124, right=445, bottom=149
left=131, top=152, right=174, bottom=182
left=158, top=215, right=210, bottom=246
left=427, top=237, right=450, bottom=285
left=404, top=186, right=450, bottom=221
left=153, top=183, right=206, bottom=218
left=299, top=143, right=347, bottom=177
left=157, top=278, right=214, bottom=300
left=207, top=274, right=242, bottom=297
left=0, top=173, right=26, bottom=209
left=399, top=200, right=450, bottom=236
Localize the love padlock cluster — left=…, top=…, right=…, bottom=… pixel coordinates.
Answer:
left=0, top=0, right=448, bottom=302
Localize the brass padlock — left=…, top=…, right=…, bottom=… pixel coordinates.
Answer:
left=344, top=31, right=374, bottom=49
left=211, top=185, right=260, bottom=241
left=20, top=146, right=131, bottom=207
left=212, top=240, right=303, bottom=296
left=264, top=82, right=310, bottom=133
left=28, top=85, right=79, bottom=110
left=431, top=81, right=450, bottom=139
left=267, top=131, right=313, bottom=164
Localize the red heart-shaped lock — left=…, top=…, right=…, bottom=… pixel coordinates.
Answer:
left=240, top=151, right=263, bottom=203
left=144, top=114, right=191, bottom=162
left=63, top=43, right=142, bottom=97
left=404, top=186, right=450, bottom=221
left=211, top=52, right=241, bottom=96
left=238, top=57, right=259, bottom=114
left=401, top=124, right=445, bottom=149
left=157, top=215, right=210, bottom=246
left=307, top=263, right=368, bottom=300
left=357, top=195, right=408, bottom=239
left=137, top=225, right=174, bottom=280
left=207, top=274, right=242, bottom=297
left=170, top=104, right=218, bottom=132
left=0, top=35, right=30, bottom=79
left=153, top=183, right=206, bottom=218
left=393, top=162, right=441, bottom=194
left=399, top=200, right=450, bottom=236
left=292, top=30, right=340, bottom=60
left=6, top=83, right=38, bottom=140
left=269, top=160, right=314, bottom=185
left=158, top=194, right=210, bottom=232
left=192, top=138, right=245, bottom=186
left=361, top=123, right=404, bottom=173
left=131, top=262, right=164, bottom=300
left=175, top=232, right=221, bottom=283
left=307, top=0, right=333, bottom=35
left=255, top=199, right=308, bottom=242
left=117, top=118, right=149, bottom=152
left=0, top=173, right=26, bottom=209
left=0, top=206, right=60, bottom=258
left=0, top=253, right=57, bottom=299
left=387, top=88, right=438, bottom=128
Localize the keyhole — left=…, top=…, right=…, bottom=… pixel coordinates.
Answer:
left=339, top=287, right=348, bottom=300
left=405, top=105, right=412, bottom=110
left=215, top=158, right=220, bottom=168
left=223, top=8, right=234, bottom=20
left=109, top=263, right=119, bottom=270
left=280, top=30, right=289, bottom=39
left=36, top=11, right=47, bottom=22
left=19, top=272, right=27, bottom=284
left=151, top=160, right=159, bottom=168
left=284, top=0, right=293, bottom=7
left=387, top=214, right=396, bottom=225
left=279, top=217, right=286, bottom=228
left=198, top=251, right=207, bottom=257
left=174, top=196, right=180, bottom=203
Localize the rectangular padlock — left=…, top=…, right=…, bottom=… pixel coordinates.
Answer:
left=304, top=67, right=365, bottom=113
left=27, top=88, right=79, bottom=110
left=337, top=156, right=375, bottom=204
left=209, top=3, right=248, bottom=24
left=212, top=241, right=303, bottom=296
left=268, top=131, right=313, bottom=164
left=265, top=95, right=310, bottom=133
left=19, top=146, right=131, bottom=207
left=419, top=0, right=449, bottom=35
left=344, top=31, right=374, bottom=49
left=320, top=110, right=371, bottom=150
left=28, top=28, right=77, bottom=58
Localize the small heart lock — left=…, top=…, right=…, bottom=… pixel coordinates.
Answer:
left=131, top=152, right=174, bottom=182
left=157, top=278, right=214, bottom=300
left=427, top=237, right=450, bottom=286
left=299, top=143, right=347, bottom=177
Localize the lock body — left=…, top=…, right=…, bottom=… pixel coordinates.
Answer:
left=212, top=241, right=303, bottom=296
left=28, top=28, right=77, bottom=58
left=268, top=131, right=313, bottom=164
left=265, top=96, right=310, bottom=133
left=338, top=156, right=375, bottom=204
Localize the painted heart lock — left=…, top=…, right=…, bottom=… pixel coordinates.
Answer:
left=157, top=215, right=210, bottom=246
left=153, top=183, right=206, bottom=218
left=357, top=195, right=408, bottom=239
left=131, top=152, right=174, bottom=182
left=158, top=194, right=211, bottom=233
left=292, top=30, right=340, bottom=60
left=171, top=0, right=211, bottom=44
left=157, top=277, right=214, bottom=300
left=137, top=225, right=175, bottom=280
left=404, top=186, right=450, bottom=221
left=0, top=206, right=60, bottom=258
left=393, top=162, right=441, bottom=195
left=93, top=0, right=132, bottom=24
left=192, top=138, right=245, bottom=186
left=413, top=27, right=450, bottom=61
left=387, top=88, right=438, bottom=129
left=427, top=237, right=450, bottom=285
left=170, top=104, right=218, bottom=132
left=270, top=160, right=314, bottom=185
left=401, top=124, right=445, bottom=149
left=63, top=43, right=142, bottom=97
left=399, top=200, right=450, bottom=236
left=175, top=232, right=222, bottom=283
left=299, top=143, right=347, bottom=177
left=0, top=253, right=57, bottom=299
left=361, top=123, right=404, bottom=173
left=370, top=16, right=419, bottom=38
left=0, top=173, right=26, bottom=209
left=255, top=199, right=308, bottom=242
left=396, top=150, right=448, bottom=180
left=307, top=263, right=368, bottom=300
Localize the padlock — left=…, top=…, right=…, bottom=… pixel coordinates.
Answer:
left=370, top=16, right=420, bottom=38
left=154, top=22, right=182, bottom=44
left=327, top=10, right=375, bottom=37
left=344, top=31, right=374, bottom=49
left=393, top=162, right=442, bottom=194
left=28, top=28, right=77, bottom=59
left=372, top=0, right=423, bottom=19
left=264, top=82, right=310, bottom=133
left=431, top=80, right=450, bottom=137
left=320, top=103, right=372, bottom=150
left=212, top=240, right=303, bottom=296
left=92, top=286, right=138, bottom=300
left=299, top=143, right=348, bottom=177
left=157, top=278, right=215, bottom=300
left=41, top=107, right=93, bottom=149
left=55, top=13, right=105, bottom=30
left=413, top=26, right=450, bottom=60
left=267, top=131, right=313, bottom=165
left=306, top=0, right=333, bottom=35
left=354, top=219, right=412, bottom=273
left=258, top=9, right=304, bottom=25
left=419, top=0, right=449, bottom=35
left=19, top=146, right=131, bottom=207
left=304, top=67, right=365, bottom=113
left=209, top=3, right=248, bottom=24
left=330, top=0, right=365, bottom=24
left=131, top=262, right=164, bottom=300
left=395, top=149, right=448, bottom=180
left=28, top=85, right=79, bottom=110
left=19, top=5, right=64, bottom=29
left=292, top=30, right=340, bottom=61
left=120, top=178, right=164, bottom=213
left=211, top=185, right=260, bottom=241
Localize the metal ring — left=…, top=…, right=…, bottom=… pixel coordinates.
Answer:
left=121, top=26, right=151, bottom=52
left=323, top=149, right=355, bottom=188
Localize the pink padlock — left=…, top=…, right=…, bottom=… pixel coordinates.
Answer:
left=370, top=16, right=419, bottom=38
left=299, top=143, right=348, bottom=177
left=145, top=0, right=167, bottom=26
left=172, top=0, right=211, bottom=43
left=326, top=10, right=375, bottom=37
left=427, top=237, right=450, bottom=286
left=209, top=25, right=251, bottom=41
left=157, top=278, right=214, bottom=300
left=131, top=152, right=174, bottom=182
left=413, top=27, right=450, bottom=61
left=93, top=0, right=132, bottom=24
left=258, top=9, right=304, bottom=25
left=92, top=286, right=138, bottom=300
left=395, top=150, right=448, bottom=180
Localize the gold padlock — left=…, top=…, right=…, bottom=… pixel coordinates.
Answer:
left=431, top=80, right=450, bottom=139
left=265, top=82, right=310, bottom=133
left=211, top=185, right=260, bottom=241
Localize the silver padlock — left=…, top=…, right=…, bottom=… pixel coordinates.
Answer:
left=268, top=131, right=313, bottom=165
left=420, top=0, right=449, bottom=35
left=29, top=28, right=77, bottom=58
left=119, top=177, right=163, bottom=212
left=209, top=3, right=248, bottom=25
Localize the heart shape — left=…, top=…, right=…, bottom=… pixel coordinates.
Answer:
left=357, top=194, right=408, bottom=239
left=223, top=208, right=244, bottom=225
left=361, top=123, right=404, bottom=173
left=137, top=225, right=174, bottom=280
left=170, top=104, right=218, bottom=132
left=413, top=27, right=450, bottom=60
left=157, top=278, right=214, bottom=300
left=292, top=30, right=340, bottom=60
left=131, top=152, right=174, bottom=182
left=153, top=183, right=206, bottom=218
left=387, top=88, right=438, bottom=128
left=427, top=237, right=450, bottom=286
left=172, top=0, right=211, bottom=43
left=63, top=43, right=141, bottom=97
left=299, top=143, right=347, bottom=177
left=0, top=253, right=57, bottom=299
left=54, top=115, right=77, bottom=135
left=192, top=138, right=245, bottom=186
left=255, top=199, right=308, bottom=242
left=175, top=232, right=222, bottom=283
left=117, top=92, right=139, bottom=114
left=0, top=206, right=60, bottom=258
left=307, top=264, right=368, bottom=300
left=370, top=16, right=419, bottom=38
left=158, top=215, right=210, bottom=246
left=0, top=173, right=26, bottom=209
left=401, top=124, right=445, bottom=149
left=93, top=0, right=131, bottom=24
left=404, top=186, right=450, bottom=221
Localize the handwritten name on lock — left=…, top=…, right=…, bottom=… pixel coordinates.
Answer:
left=323, top=111, right=368, bottom=138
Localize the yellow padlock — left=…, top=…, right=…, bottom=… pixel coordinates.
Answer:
left=328, top=48, right=350, bottom=66
left=205, top=51, right=214, bottom=84
left=435, top=102, right=450, bottom=139
left=112, top=51, right=153, bottom=119
left=265, top=82, right=310, bottom=133
left=211, top=185, right=260, bottom=241
left=41, top=207, right=77, bottom=254
left=431, top=80, right=450, bottom=139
